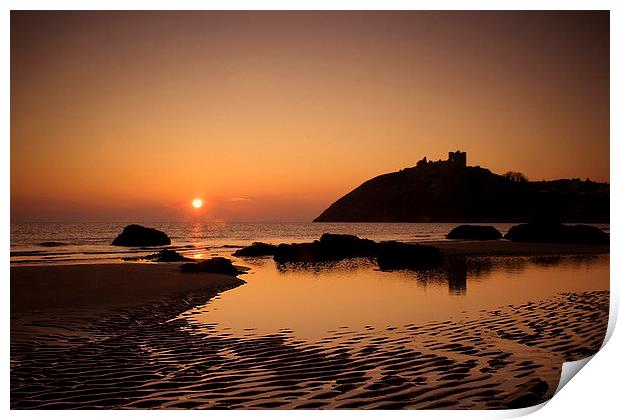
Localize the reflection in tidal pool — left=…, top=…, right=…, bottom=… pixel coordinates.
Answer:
left=184, top=254, right=609, bottom=340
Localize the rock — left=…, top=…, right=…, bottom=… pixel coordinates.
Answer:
left=111, top=224, right=171, bottom=247
left=317, top=233, right=376, bottom=258
left=504, top=221, right=567, bottom=243
left=446, top=225, right=502, bottom=240
left=121, top=249, right=191, bottom=262
left=232, top=242, right=278, bottom=257
left=271, top=233, right=445, bottom=269
left=269, top=233, right=445, bottom=271
left=273, top=242, right=318, bottom=263
left=273, top=233, right=378, bottom=263
left=504, top=222, right=609, bottom=244
left=180, top=257, right=239, bottom=275
left=569, top=224, right=611, bottom=244
left=38, top=241, right=67, bottom=247
left=376, top=241, right=444, bottom=271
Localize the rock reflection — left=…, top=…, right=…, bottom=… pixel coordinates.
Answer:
left=446, top=258, right=467, bottom=295
left=275, top=258, right=376, bottom=274
left=274, top=254, right=603, bottom=296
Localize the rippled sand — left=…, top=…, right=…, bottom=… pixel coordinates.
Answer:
left=11, top=284, right=608, bottom=409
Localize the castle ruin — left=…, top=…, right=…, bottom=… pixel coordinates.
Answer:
left=416, top=151, right=467, bottom=169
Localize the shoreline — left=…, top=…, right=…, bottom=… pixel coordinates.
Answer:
left=427, top=240, right=609, bottom=256
left=10, top=240, right=610, bottom=268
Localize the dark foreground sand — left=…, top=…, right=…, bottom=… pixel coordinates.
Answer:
left=11, top=264, right=245, bottom=346
left=11, top=263, right=248, bottom=313
left=10, top=247, right=609, bottom=409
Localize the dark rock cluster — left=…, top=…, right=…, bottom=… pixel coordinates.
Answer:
left=447, top=222, right=608, bottom=244
left=505, top=222, right=609, bottom=244
left=273, top=233, right=377, bottom=263
left=234, top=233, right=444, bottom=271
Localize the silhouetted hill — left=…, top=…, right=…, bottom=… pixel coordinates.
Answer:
left=314, top=164, right=609, bottom=223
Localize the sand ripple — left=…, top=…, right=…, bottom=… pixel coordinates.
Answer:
left=11, top=290, right=608, bottom=409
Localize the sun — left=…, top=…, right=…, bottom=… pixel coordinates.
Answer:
left=192, top=198, right=203, bottom=209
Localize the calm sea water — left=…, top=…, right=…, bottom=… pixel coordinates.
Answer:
left=184, top=254, right=610, bottom=340
left=14, top=221, right=608, bottom=266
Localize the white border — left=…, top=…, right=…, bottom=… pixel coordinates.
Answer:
left=1, top=0, right=618, bottom=11
left=3, top=2, right=617, bottom=419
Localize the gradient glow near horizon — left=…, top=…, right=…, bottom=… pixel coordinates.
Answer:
left=11, top=11, right=609, bottom=222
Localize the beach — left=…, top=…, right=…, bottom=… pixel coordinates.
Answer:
left=10, top=240, right=610, bottom=409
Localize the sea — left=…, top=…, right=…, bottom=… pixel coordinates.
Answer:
left=10, top=221, right=610, bottom=265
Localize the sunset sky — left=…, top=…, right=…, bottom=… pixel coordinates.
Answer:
left=11, top=11, right=609, bottom=222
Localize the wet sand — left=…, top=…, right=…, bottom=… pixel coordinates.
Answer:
left=430, top=240, right=609, bottom=256
left=11, top=264, right=245, bottom=346
left=10, top=260, right=609, bottom=409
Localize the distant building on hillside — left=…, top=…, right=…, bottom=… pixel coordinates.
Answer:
left=448, top=151, right=466, bottom=167
left=416, top=151, right=467, bottom=169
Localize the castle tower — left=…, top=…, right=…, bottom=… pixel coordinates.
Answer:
left=448, top=151, right=466, bottom=168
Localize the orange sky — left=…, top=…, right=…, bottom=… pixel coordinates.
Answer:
left=11, top=11, right=609, bottom=222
